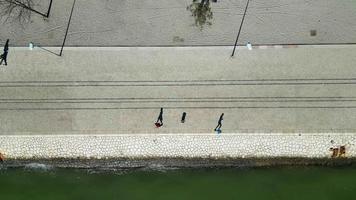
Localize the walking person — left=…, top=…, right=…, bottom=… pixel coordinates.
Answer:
left=181, top=112, right=186, bottom=123
left=214, top=113, right=224, bottom=133
left=155, top=108, right=164, bottom=128
left=0, top=39, right=9, bottom=66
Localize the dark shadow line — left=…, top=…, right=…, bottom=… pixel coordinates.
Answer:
left=3, top=82, right=356, bottom=87
left=3, top=106, right=356, bottom=111
left=9, top=43, right=356, bottom=48
left=8, top=0, right=47, bottom=17
left=3, top=77, right=356, bottom=83
left=60, top=0, right=76, bottom=56
left=4, top=99, right=356, bottom=103
left=2, top=96, right=356, bottom=101
left=231, top=0, right=250, bottom=57
left=46, top=0, right=53, bottom=17
left=36, top=45, right=61, bottom=56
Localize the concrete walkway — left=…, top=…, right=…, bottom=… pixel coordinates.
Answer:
left=1, top=45, right=356, bottom=135
left=1, top=0, right=356, bottom=46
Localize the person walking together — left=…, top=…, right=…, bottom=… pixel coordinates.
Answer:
left=214, top=113, right=224, bottom=132
left=0, top=39, right=9, bottom=66
left=155, top=108, right=164, bottom=127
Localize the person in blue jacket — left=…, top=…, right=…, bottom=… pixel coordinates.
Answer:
left=0, top=39, right=9, bottom=66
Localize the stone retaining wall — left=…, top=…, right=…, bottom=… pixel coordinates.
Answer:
left=1, top=133, right=355, bottom=159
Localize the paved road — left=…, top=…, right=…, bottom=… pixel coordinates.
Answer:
left=0, top=0, right=356, bottom=46
left=1, top=45, right=356, bottom=134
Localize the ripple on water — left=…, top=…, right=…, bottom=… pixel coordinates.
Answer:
left=24, top=163, right=53, bottom=171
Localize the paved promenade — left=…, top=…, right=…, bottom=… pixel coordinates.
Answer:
left=1, top=1, right=356, bottom=162
left=1, top=0, right=356, bottom=46
left=1, top=45, right=356, bottom=135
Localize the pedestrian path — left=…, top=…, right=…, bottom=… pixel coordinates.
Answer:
left=1, top=45, right=356, bottom=135
left=1, top=0, right=356, bottom=46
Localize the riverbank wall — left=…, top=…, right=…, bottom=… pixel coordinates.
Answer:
left=1, top=133, right=355, bottom=168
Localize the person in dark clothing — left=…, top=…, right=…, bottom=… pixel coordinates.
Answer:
left=0, top=39, right=9, bottom=66
left=155, top=108, right=164, bottom=127
left=214, top=113, right=224, bottom=131
left=181, top=112, right=187, bottom=123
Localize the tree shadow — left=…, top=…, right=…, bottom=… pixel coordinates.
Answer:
left=187, top=0, right=213, bottom=30
left=36, top=45, right=60, bottom=57
left=0, top=0, right=36, bottom=26
left=0, top=0, right=52, bottom=27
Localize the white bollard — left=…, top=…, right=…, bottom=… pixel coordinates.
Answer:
left=247, top=42, right=252, bottom=50
left=29, top=42, right=34, bottom=50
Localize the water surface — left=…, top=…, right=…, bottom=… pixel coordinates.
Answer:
left=0, top=166, right=355, bottom=200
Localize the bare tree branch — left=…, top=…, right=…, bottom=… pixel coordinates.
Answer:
left=0, top=0, right=35, bottom=25
left=187, top=0, right=213, bottom=30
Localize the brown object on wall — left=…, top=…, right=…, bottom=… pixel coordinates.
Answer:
left=330, top=147, right=339, bottom=158
left=0, top=152, right=5, bottom=162
left=339, top=146, right=346, bottom=157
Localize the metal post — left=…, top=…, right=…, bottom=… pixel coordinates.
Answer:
left=231, top=0, right=250, bottom=57
left=60, top=0, right=76, bottom=56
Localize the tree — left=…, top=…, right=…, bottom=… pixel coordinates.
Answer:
left=187, top=0, right=213, bottom=30
left=0, top=0, right=53, bottom=25
left=0, top=0, right=35, bottom=24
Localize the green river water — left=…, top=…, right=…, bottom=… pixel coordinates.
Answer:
left=0, top=166, right=355, bottom=200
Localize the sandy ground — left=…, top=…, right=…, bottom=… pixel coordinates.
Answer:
left=0, top=0, right=355, bottom=46
left=1, top=45, right=356, bottom=134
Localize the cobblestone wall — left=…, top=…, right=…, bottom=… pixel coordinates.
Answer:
left=0, top=134, right=355, bottom=159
